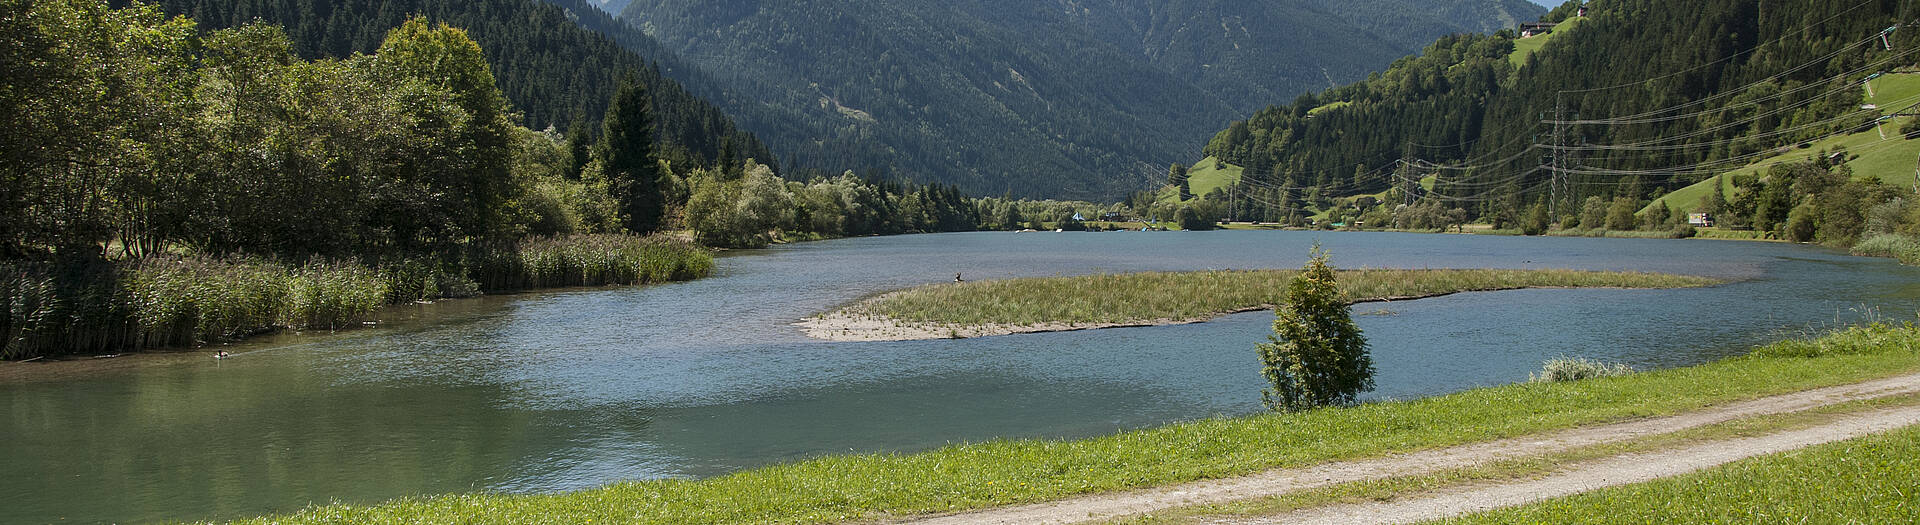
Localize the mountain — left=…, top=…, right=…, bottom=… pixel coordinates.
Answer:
left=138, top=0, right=775, bottom=167
left=613, top=0, right=1543, bottom=200
left=1197, top=0, right=1919, bottom=230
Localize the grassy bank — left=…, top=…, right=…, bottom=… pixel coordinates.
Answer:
left=1440, top=417, right=1920, bottom=523
left=849, top=269, right=1716, bottom=327
left=223, top=320, right=1919, bottom=524
left=1, top=234, right=710, bottom=360
left=1691, top=227, right=1782, bottom=241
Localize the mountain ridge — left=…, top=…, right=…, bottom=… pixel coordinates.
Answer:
left=613, top=0, right=1543, bottom=199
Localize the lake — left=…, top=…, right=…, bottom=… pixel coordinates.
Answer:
left=4, top=231, right=1917, bottom=523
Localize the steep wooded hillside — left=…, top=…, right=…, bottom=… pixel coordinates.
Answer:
left=1201, top=0, right=1920, bottom=226
left=616, top=0, right=1542, bottom=199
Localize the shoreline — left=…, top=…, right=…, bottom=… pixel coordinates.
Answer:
left=0, top=282, right=681, bottom=383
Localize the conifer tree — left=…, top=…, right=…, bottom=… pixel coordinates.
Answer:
left=1170, top=163, right=1192, bottom=201
left=599, top=72, right=664, bottom=233
left=1259, top=245, right=1373, bottom=411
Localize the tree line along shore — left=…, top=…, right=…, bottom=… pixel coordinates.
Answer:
left=0, top=1, right=1144, bottom=360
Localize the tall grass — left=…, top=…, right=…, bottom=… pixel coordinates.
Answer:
left=1, top=257, right=388, bottom=359
left=1849, top=233, right=1920, bottom=264
left=1, top=234, right=712, bottom=359
left=1530, top=357, right=1636, bottom=382
left=1752, top=321, right=1920, bottom=358
left=469, top=234, right=714, bottom=291
left=855, top=269, right=1717, bottom=326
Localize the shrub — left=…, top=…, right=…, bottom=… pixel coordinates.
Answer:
left=1530, top=357, right=1635, bottom=382
left=1174, top=206, right=1217, bottom=231
left=1521, top=202, right=1551, bottom=235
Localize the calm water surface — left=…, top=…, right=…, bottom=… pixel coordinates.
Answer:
left=5, top=231, right=1918, bottom=523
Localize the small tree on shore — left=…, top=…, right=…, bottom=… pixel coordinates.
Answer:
left=1521, top=201, right=1551, bottom=235
left=1259, top=245, right=1374, bottom=411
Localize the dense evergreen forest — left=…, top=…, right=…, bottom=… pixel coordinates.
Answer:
left=614, top=0, right=1542, bottom=200
left=1200, top=0, right=1920, bottom=242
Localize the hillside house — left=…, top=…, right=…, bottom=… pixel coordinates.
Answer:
left=1520, top=22, right=1558, bottom=37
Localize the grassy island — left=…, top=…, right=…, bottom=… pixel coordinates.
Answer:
left=800, top=269, right=1719, bottom=341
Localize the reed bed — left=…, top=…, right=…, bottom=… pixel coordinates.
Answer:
left=854, top=269, right=1718, bottom=327
left=468, top=234, right=714, bottom=291
left=1, top=258, right=388, bottom=359
left=1849, top=233, right=1920, bottom=265
left=0, top=235, right=711, bottom=359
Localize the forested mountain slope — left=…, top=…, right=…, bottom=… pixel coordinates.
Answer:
left=137, top=0, right=774, bottom=166
left=1200, top=0, right=1920, bottom=227
left=615, top=0, right=1541, bottom=200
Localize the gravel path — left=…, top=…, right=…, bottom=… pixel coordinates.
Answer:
left=1225, top=403, right=1920, bottom=524
left=887, top=372, right=1920, bottom=525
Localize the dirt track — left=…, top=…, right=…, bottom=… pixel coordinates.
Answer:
left=1219, top=403, right=1920, bottom=524
left=888, top=372, right=1920, bottom=525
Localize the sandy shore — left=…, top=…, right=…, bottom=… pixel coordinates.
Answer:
left=795, top=307, right=1275, bottom=342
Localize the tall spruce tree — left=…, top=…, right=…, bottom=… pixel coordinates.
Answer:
left=599, top=72, right=664, bottom=233
left=1170, top=163, right=1192, bottom=201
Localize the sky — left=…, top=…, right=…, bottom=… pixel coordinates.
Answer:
left=1528, top=0, right=1562, bottom=6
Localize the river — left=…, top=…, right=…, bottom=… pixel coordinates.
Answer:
left=4, top=231, right=1917, bottom=523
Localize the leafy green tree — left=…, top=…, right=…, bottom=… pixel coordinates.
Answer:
left=370, top=17, right=518, bottom=251
left=1785, top=201, right=1819, bottom=242
left=1578, top=196, right=1607, bottom=230
left=1521, top=201, right=1551, bottom=235
left=1605, top=197, right=1638, bottom=231
left=1174, top=205, right=1220, bottom=230
left=1260, top=246, right=1373, bottom=411
left=1, top=0, right=199, bottom=257
left=1816, top=183, right=1867, bottom=245
left=599, top=72, right=666, bottom=234
left=685, top=161, right=795, bottom=247
left=1642, top=200, right=1672, bottom=231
